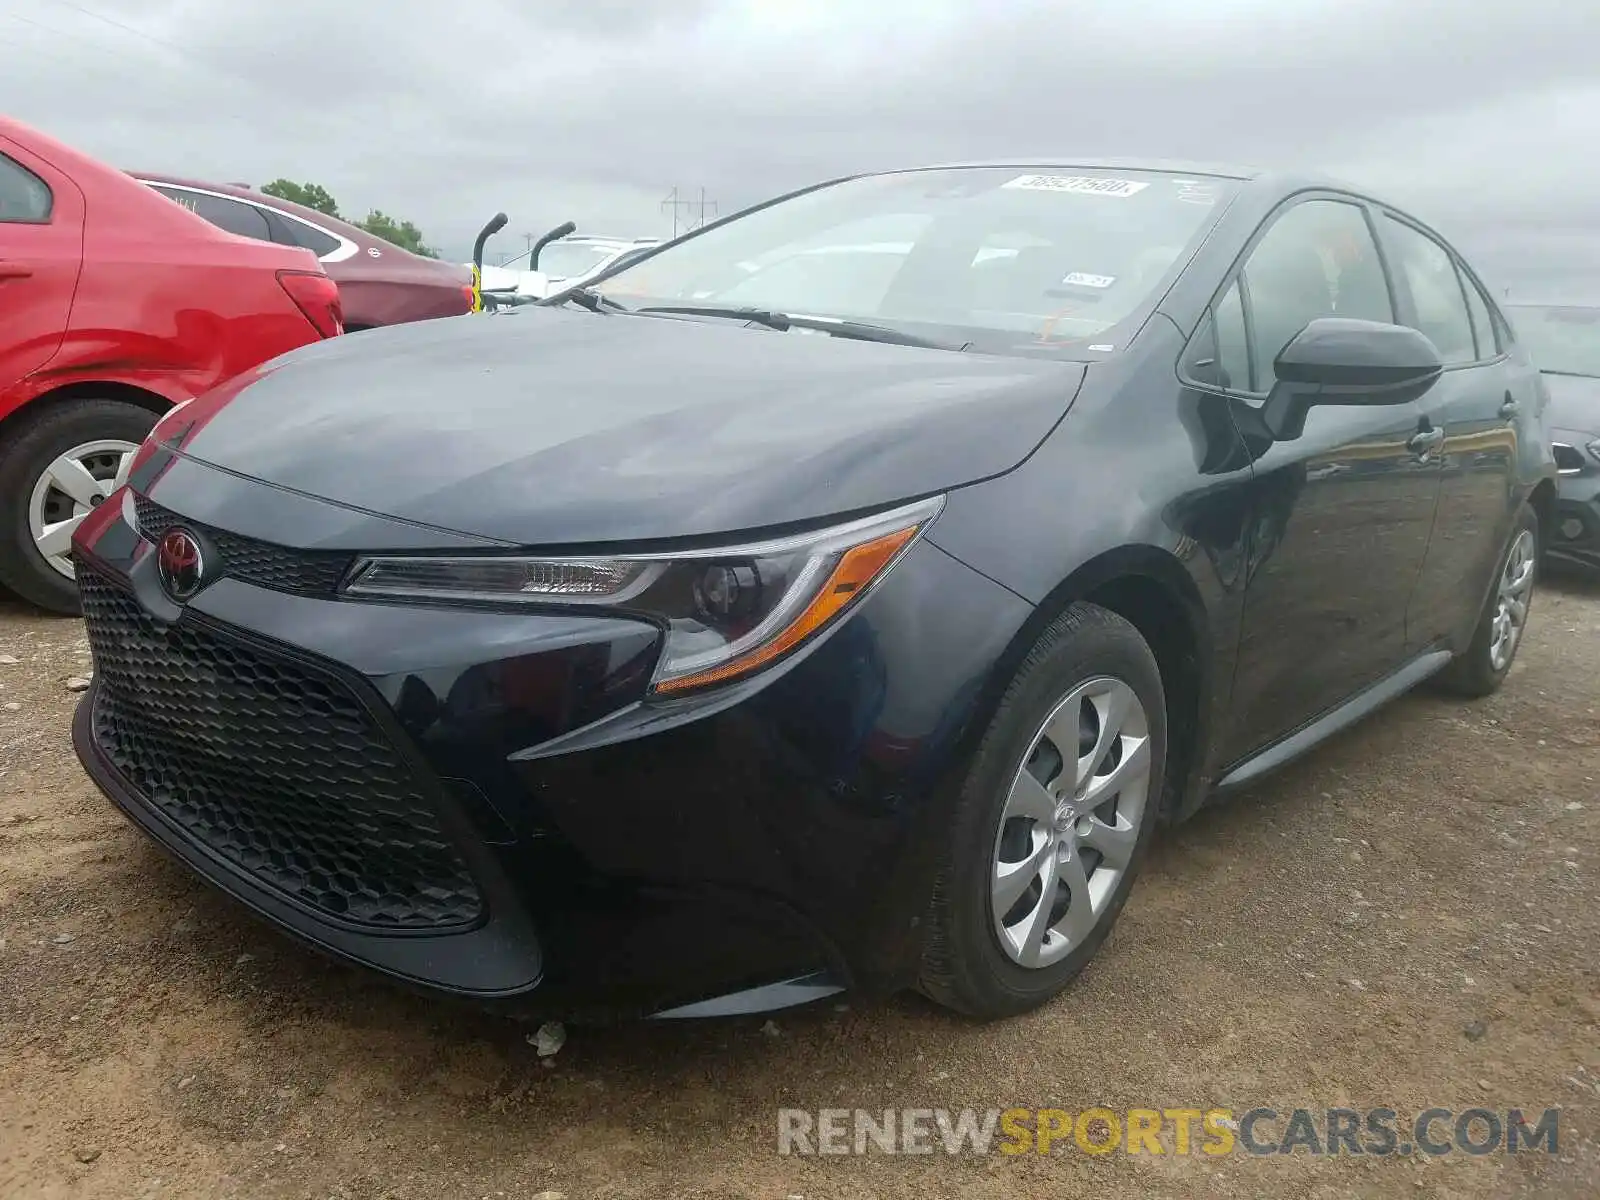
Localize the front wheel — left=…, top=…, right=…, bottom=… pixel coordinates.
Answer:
left=0, top=399, right=155, bottom=615
left=919, top=602, right=1167, bottom=1019
left=1435, top=502, right=1539, bottom=698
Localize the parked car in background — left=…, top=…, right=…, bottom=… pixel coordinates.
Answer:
left=478, top=234, right=659, bottom=301
left=73, top=161, right=1557, bottom=1022
left=1507, top=301, right=1600, bottom=571
left=135, top=174, right=474, bottom=330
left=0, top=116, right=342, bottom=614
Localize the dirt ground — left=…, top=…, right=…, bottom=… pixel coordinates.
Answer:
left=0, top=573, right=1596, bottom=1200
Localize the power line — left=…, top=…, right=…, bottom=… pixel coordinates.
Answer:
left=660, top=186, right=718, bottom=238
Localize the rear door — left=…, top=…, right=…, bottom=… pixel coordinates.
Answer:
left=1375, top=213, right=1521, bottom=650
left=1203, top=195, right=1444, bottom=765
left=0, top=140, right=84, bottom=400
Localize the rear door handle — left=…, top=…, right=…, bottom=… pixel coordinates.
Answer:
left=1407, top=426, right=1445, bottom=456
left=0, top=265, right=32, bottom=281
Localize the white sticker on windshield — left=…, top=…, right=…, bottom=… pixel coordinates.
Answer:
left=1172, top=179, right=1219, bottom=206
left=1061, top=271, right=1117, bottom=289
left=1001, top=174, right=1149, bottom=197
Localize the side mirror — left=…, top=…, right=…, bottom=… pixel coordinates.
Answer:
left=1262, top=317, right=1443, bottom=440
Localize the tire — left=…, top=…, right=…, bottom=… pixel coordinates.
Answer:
left=919, top=602, right=1167, bottom=1019
left=1434, top=502, right=1540, bottom=699
left=0, top=399, right=157, bottom=615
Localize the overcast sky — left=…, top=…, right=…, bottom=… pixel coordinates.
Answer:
left=4, top=0, right=1597, bottom=297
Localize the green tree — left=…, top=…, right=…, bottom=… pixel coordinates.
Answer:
left=260, top=179, right=341, bottom=217
left=357, top=209, right=439, bottom=259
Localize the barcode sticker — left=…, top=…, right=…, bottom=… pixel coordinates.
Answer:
left=1001, top=175, right=1149, bottom=198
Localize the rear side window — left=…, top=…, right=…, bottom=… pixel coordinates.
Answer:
left=1459, top=269, right=1500, bottom=359
left=277, top=216, right=342, bottom=259
left=156, top=187, right=273, bottom=243
left=1379, top=216, right=1476, bottom=365
left=0, top=153, right=53, bottom=222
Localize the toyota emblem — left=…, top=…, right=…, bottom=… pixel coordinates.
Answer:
left=157, top=528, right=206, bottom=601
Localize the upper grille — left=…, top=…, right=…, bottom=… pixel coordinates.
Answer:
left=79, top=564, right=484, bottom=930
left=133, top=495, right=353, bottom=597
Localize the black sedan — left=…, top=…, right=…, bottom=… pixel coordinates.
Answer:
left=1504, top=302, right=1600, bottom=571
left=72, top=161, right=1559, bottom=1021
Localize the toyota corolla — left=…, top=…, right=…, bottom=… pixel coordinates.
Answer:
left=71, top=162, right=1558, bottom=1021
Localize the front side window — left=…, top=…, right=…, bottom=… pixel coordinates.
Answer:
left=1380, top=216, right=1476, bottom=365
left=1240, top=199, right=1393, bottom=390
left=595, top=167, right=1240, bottom=358
left=0, top=153, right=53, bottom=223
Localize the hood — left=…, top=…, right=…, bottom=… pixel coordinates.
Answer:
left=169, top=307, right=1084, bottom=547
left=1543, top=371, right=1600, bottom=435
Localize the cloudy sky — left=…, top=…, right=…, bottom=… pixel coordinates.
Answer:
left=4, top=0, right=1597, bottom=297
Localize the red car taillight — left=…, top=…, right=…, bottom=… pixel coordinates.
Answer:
left=276, top=270, right=344, bottom=339
left=460, top=282, right=477, bottom=314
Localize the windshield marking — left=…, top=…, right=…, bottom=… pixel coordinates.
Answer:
left=1000, top=174, right=1149, bottom=197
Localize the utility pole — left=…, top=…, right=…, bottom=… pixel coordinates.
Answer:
left=662, top=186, right=718, bottom=237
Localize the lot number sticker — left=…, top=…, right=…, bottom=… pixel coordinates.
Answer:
left=1001, top=175, right=1149, bottom=197
left=1061, top=271, right=1117, bottom=289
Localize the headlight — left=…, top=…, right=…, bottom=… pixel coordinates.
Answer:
left=342, top=495, right=944, bottom=694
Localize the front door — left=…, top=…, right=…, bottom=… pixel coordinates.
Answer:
left=1375, top=213, right=1523, bottom=651
left=0, top=140, right=82, bottom=400
left=1211, top=196, right=1444, bottom=766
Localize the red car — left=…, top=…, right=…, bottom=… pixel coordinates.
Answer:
left=0, top=116, right=342, bottom=615
left=134, top=174, right=475, bottom=330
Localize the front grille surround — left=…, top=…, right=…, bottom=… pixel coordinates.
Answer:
left=133, top=494, right=354, bottom=597
left=78, top=561, right=485, bottom=933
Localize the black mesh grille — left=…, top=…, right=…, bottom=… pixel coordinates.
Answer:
left=1552, top=443, right=1587, bottom=474
left=79, top=564, right=483, bottom=930
left=133, top=495, right=353, bottom=597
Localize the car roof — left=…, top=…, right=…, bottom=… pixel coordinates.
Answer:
left=859, top=158, right=1380, bottom=201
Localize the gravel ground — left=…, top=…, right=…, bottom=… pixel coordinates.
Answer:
left=1, top=572, right=1596, bottom=1199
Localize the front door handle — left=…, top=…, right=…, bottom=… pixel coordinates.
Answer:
left=0, top=265, right=32, bottom=281
left=1407, top=426, right=1445, bottom=457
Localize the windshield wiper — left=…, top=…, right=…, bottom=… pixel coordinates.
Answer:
left=635, top=304, right=791, bottom=330
left=541, top=287, right=629, bottom=313
left=634, top=305, right=964, bottom=351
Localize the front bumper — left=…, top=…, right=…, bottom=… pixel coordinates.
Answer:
left=1547, top=463, right=1600, bottom=571
left=70, top=461, right=1030, bottom=1017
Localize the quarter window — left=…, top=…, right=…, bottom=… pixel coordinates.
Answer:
left=0, top=154, right=53, bottom=222
left=1379, top=216, right=1476, bottom=365
left=278, top=217, right=342, bottom=259
left=1215, top=281, right=1251, bottom=392
left=1240, top=199, right=1393, bottom=389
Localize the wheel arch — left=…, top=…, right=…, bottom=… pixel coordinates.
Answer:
left=974, top=545, right=1215, bottom=824
left=1528, top=478, right=1557, bottom=556
left=0, top=379, right=172, bottom=441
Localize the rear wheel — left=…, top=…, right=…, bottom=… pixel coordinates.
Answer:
left=0, top=399, right=155, bottom=615
left=919, top=602, right=1166, bottom=1019
left=1435, top=502, right=1539, bottom=698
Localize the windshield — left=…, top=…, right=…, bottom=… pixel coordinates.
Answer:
left=505, top=240, right=617, bottom=279
left=1508, top=305, right=1600, bottom=378
left=594, top=166, right=1238, bottom=356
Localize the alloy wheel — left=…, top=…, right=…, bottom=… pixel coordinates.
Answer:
left=990, top=675, right=1152, bottom=969
left=27, top=439, right=138, bottom=580
left=1488, top=528, right=1536, bottom=672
